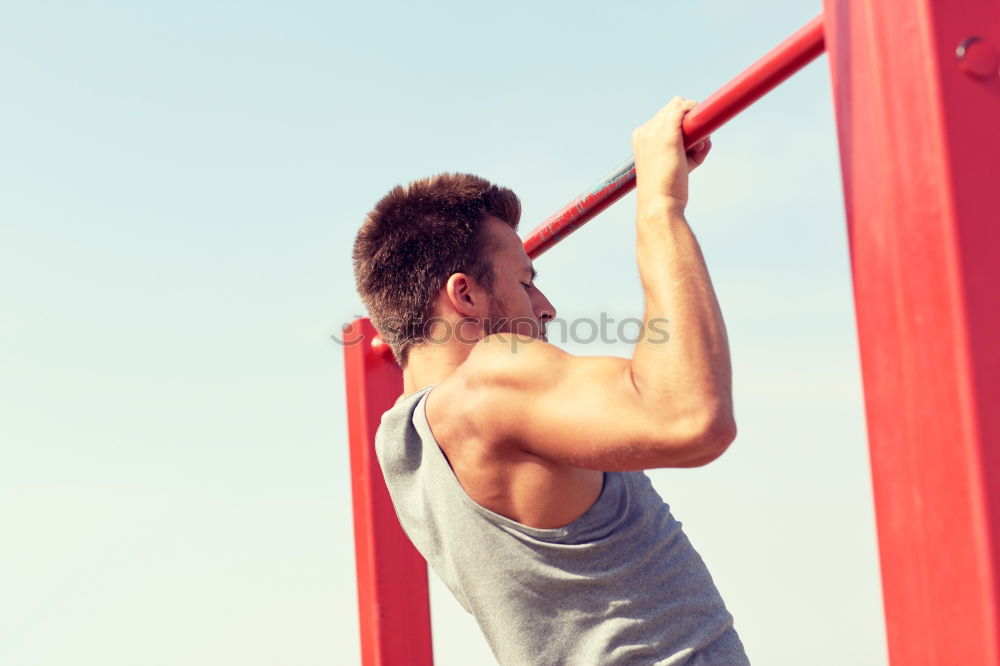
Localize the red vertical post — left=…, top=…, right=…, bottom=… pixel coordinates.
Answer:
left=343, top=317, right=433, bottom=666
left=824, top=1, right=1000, bottom=664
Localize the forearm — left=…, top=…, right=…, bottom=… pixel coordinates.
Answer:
left=630, top=198, right=733, bottom=431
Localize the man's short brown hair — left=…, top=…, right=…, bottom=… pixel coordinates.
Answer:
left=353, top=173, right=521, bottom=366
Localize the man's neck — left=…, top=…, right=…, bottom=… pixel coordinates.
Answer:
left=401, top=340, right=475, bottom=397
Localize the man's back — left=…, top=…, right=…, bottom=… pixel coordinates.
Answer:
left=376, top=386, right=749, bottom=665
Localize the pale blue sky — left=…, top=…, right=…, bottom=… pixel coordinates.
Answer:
left=2, top=1, right=887, bottom=664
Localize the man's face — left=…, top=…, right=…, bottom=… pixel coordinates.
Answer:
left=481, top=217, right=556, bottom=341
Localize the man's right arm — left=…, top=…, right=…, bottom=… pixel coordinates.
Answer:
left=461, top=98, right=733, bottom=472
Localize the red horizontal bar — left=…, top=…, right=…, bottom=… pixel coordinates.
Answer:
left=523, top=14, right=826, bottom=259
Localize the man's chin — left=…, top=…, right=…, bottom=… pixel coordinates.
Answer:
left=517, top=328, right=546, bottom=342
left=489, top=317, right=546, bottom=342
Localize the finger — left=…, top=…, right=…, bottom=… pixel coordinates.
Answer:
left=664, top=97, right=697, bottom=115
left=676, top=100, right=699, bottom=128
left=688, top=135, right=712, bottom=152
left=686, top=140, right=713, bottom=168
left=663, top=96, right=684, bottom=113
left=690, top=140, right=708, bottom=152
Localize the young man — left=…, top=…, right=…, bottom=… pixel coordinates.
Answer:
left=353, top=97, right=749, bottom=665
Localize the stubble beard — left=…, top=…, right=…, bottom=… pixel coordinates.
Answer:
left=484, top=296, right=545, bottom=342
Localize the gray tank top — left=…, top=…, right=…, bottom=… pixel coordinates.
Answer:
left=375, top=385, right=749, bottom=665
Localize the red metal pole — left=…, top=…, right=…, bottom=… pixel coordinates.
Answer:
left=343, top=318, right=434, bottom=666
left=825, top=0, right=1000, bottom=663
left=522, top=14, right=826, bottom=259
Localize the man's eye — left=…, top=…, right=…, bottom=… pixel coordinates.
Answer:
left=521, top=282, right=533, bottom=289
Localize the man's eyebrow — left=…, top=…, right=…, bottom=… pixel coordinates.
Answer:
left=526, top=265, right=538, bottom=281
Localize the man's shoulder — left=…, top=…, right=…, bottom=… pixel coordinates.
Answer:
left=459, top=334, right=567, bottom=390
left=429, top=336, right=562, bottom=449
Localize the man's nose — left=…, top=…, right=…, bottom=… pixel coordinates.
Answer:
left=535, top=289, right=556, bottom=322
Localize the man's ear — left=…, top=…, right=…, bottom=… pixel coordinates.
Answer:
left=444, top=273, right=482, bottom=318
